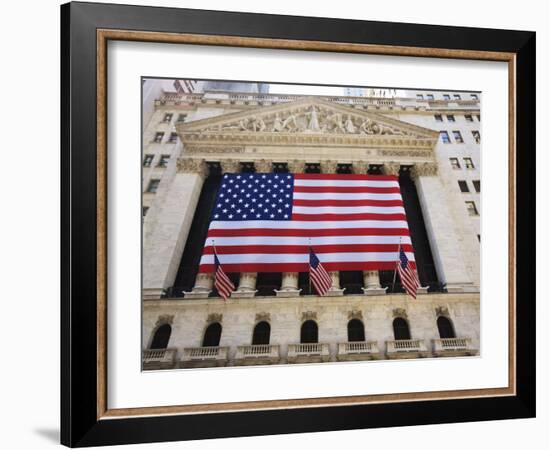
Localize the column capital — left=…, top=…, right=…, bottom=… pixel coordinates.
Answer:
left=383, top=162, right=401, bottom=176
left=320, top=160, right=338, bottom=174
left=219, top=158, right=240, bottom=173
left=254, top=159, right=272, bottom=173
left=412, top=162, right=439, bottom=178
left=176, top=157, right=208, bottom=177
left=352, top=161, right=368, bottom=174
left=287, top=160, right=305, bottom=174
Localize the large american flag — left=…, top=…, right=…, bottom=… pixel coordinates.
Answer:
left=199, top=172, right=416, bottom=274
left=396, top=243, right=420, bottom=299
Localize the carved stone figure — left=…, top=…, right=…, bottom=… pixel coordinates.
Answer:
left=252, top=117, right=266, bottom=132
left=272, top=113, right=283, bottom=132
left=282, top=112, right=298, bottom=131
left=344, top=115, right=356, bottom=133
left=306, top=106, right=321, bottom=131
left=326, top=112, right=345, bottom=133
left=238, top=118, right=250, bottom=131
left=358, top=118, right=375, bottom=134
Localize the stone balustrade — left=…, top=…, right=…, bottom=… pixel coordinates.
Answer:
left=142, top=348, right=178, bottom=370
left=432, top=337, right=477, bottom=356
left=386, top=339, right=429, bottom=359
left=234, top=344, right=281, bottom=365
left=180, top=346, right=229, bottom=368
left=287, top=343, right=330, bottom=363
left=337, top=341, right=381, bottom=361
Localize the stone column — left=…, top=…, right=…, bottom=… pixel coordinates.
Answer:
left=319, top=160, right=346, bottom=295
left=143, top=158, right=208, bottom=299
left=352, top=161, right=368, bottom=175
left=275, top=272, right=302, bottom=297
left=413, top=162, right=477, bottom=293
left=233, top=272, right=258, bottom=298
left=254, top=158, right=272, bottom=173
left=362, top=270, right=388, bottom=295
left=183, top=273, right=214, bottom=299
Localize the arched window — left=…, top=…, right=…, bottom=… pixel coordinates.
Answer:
left=347, top=319, right=365, bottom=342
left=393, top=318, right=411, bottom=340
left=150, top=323, right=171, bottom=349
left=252, top=321, right=271, bottom=345
left=202, top=322, right=222, bottom=347
left=437, top=316, right=456, bottom=339
left=300, top=320, right=318, bottom=344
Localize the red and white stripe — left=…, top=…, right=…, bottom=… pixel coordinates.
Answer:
left=214, top=263, right=235, bottom=301
left=199, top=174, right=416, bottom=273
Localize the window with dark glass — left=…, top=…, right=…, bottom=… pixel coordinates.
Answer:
left=476, top=114, right=481, bottom=121
left=453, top=94, right=461, bottom=100
left=168, top=132, right=178, bottom=143
left=426, top=94, right=434, bottom=100
left=465, top=114, right=474, bottom=122
left=465, top=201, right=479, bottom=216
left=447, top=114, right=455, bottom=122
left=305, top=163, right=321, bottom=174
left=453, top=130, right=464, bottom=143
left=157, top=154, right=170, bottom=168
left=473, top=180, right=481, bottom=192
left=392, top=318, right=411, bottom=340
left=437, top=316, right=456, bottom=339
left=458, top=180, right=469, bottom=192
left=150, top=323, right=171, bottom=349
left=347, top=319, right=365, bottom=342
left=416, top=94, right=424, bottom=99
left=143, top=154, right=154, bottom=167
left=472, top=130, right=481, bottom=143
left=464, top=157, right=475, bottom=169
left=153, top=131, right=164, bottom=143
left=252, top=321, right=271, bottom=345
left=434, top=114, right=443, bottom=122
left=142, top=206, right=149, bottom=217
left=471, top=94, right=479, bottom=100
left=202, top=322, right=222, bottom=347
left=443, top=94, right=451, bottom=100
left=300, top=320, right=318, bottom=344
left=162, top=113, right=173, bottom=123
left=273, top=162, right=289, bottom=173
left=146, top=179, right=160, bottom=193
left=176, top=113, right=187, bottom=122
left=450, top=157, right=461, bottom=169
left=440, top=131, right=451, bottom=144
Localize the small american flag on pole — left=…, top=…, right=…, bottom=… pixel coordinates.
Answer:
left=309, top=248, right=332, bottom=296
left=396, top=243, right=420, bottom=299
left=214, top=252, right=235, bottom=301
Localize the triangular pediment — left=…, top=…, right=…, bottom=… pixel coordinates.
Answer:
left=176, top=97, right=438, bottom=141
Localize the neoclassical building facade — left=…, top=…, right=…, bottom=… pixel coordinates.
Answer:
left=141, top=87, right=481, bottom=370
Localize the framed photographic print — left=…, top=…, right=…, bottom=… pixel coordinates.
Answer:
left=61, top=1, right=535, bottom=447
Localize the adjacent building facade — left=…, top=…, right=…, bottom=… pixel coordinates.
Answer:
left=141, top=84, right=481, bottom=370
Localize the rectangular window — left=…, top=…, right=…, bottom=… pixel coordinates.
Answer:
left=416, top=94, right=424, bottom=99
left=450, top=157, right=461, bottom=169
left=476, top=114, right=481, bottom=121
left=472, top=130, right=481, bottom=143
left=162, top=113, right=173, bottom=123
left=473, top=180, right=481, bottom=192
left=453, top=94, right=462, bottom=100
left=446, top=114, right=455, bottom=122
left=168, top=132, right=178, bottom=143
left=142, top=154, right=154, bottom=167
left=471, top=94, right=479, bottom=100
left=426, top=94, right=434, bottom=100
left=142, top=206, right=149, bottom=217
left=177, top=113, right=187, bottom=122
left=465, top=114, right=473, bottom=122
left=477, top=234, right=481, bottom=242
left=440, top=131, right=451, bottom=144
left=153, top=131, right=164, bottom=143
left=146, top=179, right=160, bottom=193
left=464, top=157, right=475, bottom=169
left=458, top=180, right=469, bottom=192
left=157, top=154, right=170, bottom=168
left=453, top=130, right=464, bottom=143
left=443, top=94, right=451, bottom=100
left=465, top=201, right=479, bottom=216
left=434, top=114, right=443, bottom=122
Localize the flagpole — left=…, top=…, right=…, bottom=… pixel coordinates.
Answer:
left=391, top=237, right=401, bottom=293
left=308, top=237, right=312, bottom=295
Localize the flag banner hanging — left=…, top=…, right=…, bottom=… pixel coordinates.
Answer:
left=396, top=243, right=420, bottom=299
left=199, top=172, right=417, bottom=274
left=309, top=248, right=332, bottom=296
